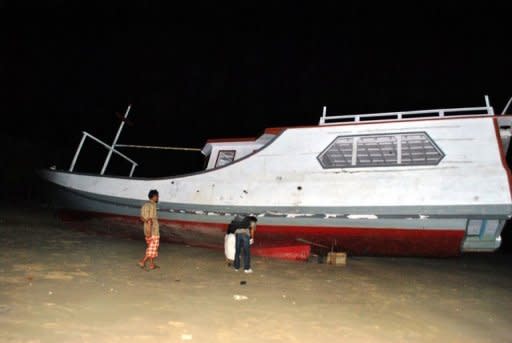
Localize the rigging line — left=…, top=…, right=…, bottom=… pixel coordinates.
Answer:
left=115, top=144, right=202, bottom=152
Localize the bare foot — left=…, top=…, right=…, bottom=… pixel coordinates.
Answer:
left=138, top=261, right=145, bottom=268
left=149, top=264, right=160, bottom=270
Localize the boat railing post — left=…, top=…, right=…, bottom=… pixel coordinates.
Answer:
left=69, top=132, right=87, bottom=172
left=100, top=105, right=131, bottom=175
left=485, top=95, right=495, bottom=115
left=129, top=163, right=136, bottom=177
left=319, top=106, right=327, bottom=125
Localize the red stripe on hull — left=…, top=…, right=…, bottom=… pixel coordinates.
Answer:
left=57, top=210, right=465, bottom=259
left=252, top=245, right=311, bottom=261
left=258, top=225, right=464, bottom=257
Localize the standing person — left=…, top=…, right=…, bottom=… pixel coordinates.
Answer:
left=234, top=215, right=257, bottom=273
left=138, top=189, right=160, bottom=270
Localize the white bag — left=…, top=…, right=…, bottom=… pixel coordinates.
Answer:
left=224, top=233, right=236, bottom=261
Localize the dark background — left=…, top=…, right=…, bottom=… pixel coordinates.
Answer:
left=1, top=3, right=512, bottom=247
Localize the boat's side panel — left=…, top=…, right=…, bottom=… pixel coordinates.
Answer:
left=43, top=179, right=511, bottom=219
left=40, top=117, right=512, bottom=215
left=45, top=181, right=476, bottom=228
left=44, top=172, right=507, bottom=256
left=47, top=181, right=469, bottom=257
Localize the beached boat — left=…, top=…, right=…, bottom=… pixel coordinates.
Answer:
left=39, top=96, right=512, bottom=260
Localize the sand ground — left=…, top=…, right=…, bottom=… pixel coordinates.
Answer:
left=1, top=206, right=512, bottom=342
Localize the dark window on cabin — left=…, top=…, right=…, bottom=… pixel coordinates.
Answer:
left=356, top=135, right=397, bottom=166
left=400, top=133, right=444, bottom=165
left=215, top=150, right=236, bottom=167
left=317, top=132, right=444, bottom=168
left=317, top=137, right=353, bottom=168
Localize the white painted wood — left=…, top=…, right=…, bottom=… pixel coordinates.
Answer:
left=46, top=116, right=512, bottom=211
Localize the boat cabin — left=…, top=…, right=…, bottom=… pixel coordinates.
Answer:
left=201, top=134, right=276, bottom=170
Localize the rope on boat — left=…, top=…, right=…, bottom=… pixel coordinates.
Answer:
left=115, top=144, right=202, bottom=152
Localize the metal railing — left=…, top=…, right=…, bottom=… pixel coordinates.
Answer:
left=319, top=95, right=496, bottom=125
left=66, top=104, right=201, bottom=177
left=69, top=131, right=138, bottom=177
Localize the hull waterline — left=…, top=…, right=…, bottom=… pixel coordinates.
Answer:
left=45, top=181, right=467, bottom=259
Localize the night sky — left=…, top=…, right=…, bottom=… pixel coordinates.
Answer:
left=1, top=3, right=512, bottom=196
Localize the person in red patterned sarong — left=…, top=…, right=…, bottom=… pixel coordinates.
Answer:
left=138, top=189, right=160, bottom=270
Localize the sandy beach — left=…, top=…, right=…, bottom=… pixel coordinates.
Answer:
left=1, top=206, right=512, bottom=342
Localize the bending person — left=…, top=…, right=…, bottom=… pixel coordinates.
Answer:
left=234, top=215, right=257, bottom=273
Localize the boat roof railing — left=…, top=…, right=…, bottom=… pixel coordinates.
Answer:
left=319, top=95, right=496, bottom=125
left=67, top=104, right=201, bottom=178
left=69, top=131, right=139, bottom=177
left=69, top=105, right=138, bottom=177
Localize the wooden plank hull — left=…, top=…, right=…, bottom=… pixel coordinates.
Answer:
left=56, top=209, right=465, bottom=259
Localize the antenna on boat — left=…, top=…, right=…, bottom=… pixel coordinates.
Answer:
left=501, top=96, right=512, bottom=115
left=100, top=104, right=131, bottom=175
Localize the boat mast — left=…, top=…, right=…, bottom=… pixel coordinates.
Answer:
left=100, top=104, right=131, bottom=175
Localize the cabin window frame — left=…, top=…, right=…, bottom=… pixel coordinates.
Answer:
left=317, top=131, right=445, bottom=169
left=215, top=150, right=237, bottom=168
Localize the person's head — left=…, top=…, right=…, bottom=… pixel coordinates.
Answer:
left=148, top=189, right=159, bottom=203
left=248, top=215, right=257, bottom=229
